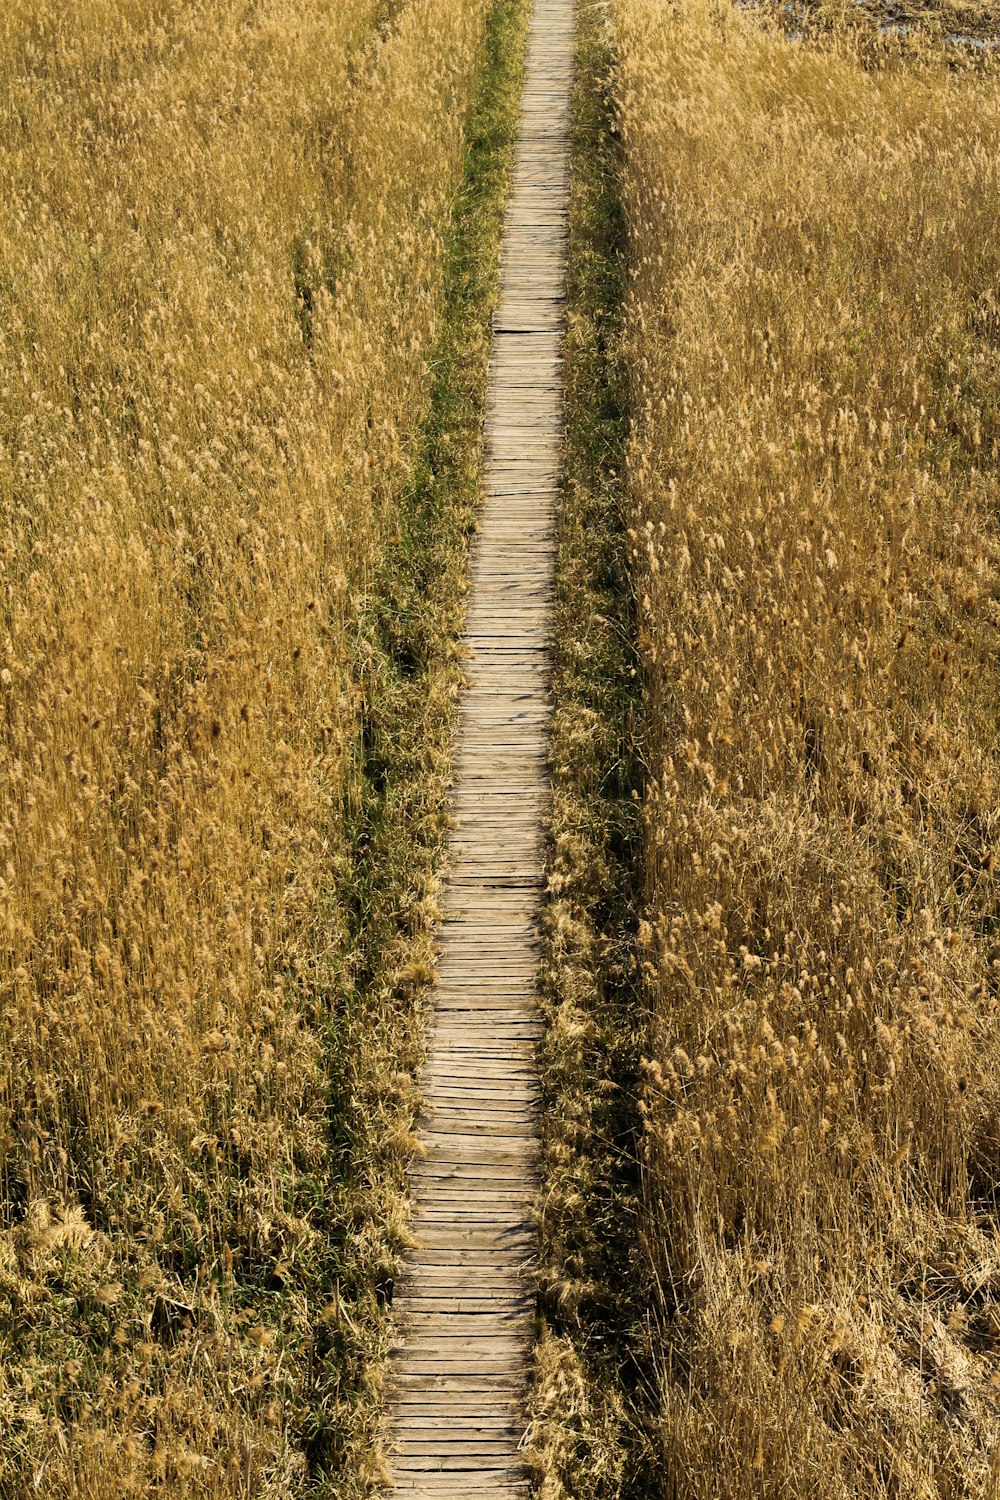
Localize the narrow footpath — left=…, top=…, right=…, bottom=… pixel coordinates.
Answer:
left=385, top=1, right=574, bottom=1494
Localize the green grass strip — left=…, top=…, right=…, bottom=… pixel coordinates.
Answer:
left=312, top=0, right=533, bottom=1489
left=526, top=4, right=653, bottom=1497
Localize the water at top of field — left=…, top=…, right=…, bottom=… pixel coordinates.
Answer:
left=736, top=0, right=999, bottom=46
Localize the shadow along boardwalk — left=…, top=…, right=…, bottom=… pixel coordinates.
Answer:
left=385, top=0, right=574, bottom=1494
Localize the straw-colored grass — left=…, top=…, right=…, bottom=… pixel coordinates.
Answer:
left=0, top=0, right=493, bottom=1492
left=527, top=9, right=648, bottom=1497
left=615, top=0, right=1000, bottom=1492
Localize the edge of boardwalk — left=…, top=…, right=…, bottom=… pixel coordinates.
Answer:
left=384, top=1, right=575, bottom=1495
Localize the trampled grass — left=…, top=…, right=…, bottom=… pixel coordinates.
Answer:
left=0, top=0, right=496, bottom=1491
left=615, top=0, right=1000, bottom=1492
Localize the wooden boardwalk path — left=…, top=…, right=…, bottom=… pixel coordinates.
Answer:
left=385, top=0, right=574, bottom=1494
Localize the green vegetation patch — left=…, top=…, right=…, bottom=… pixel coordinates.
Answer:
left=525, top=7, right=652, bottom=1497
left=324, top=0, right=534, bottom=1486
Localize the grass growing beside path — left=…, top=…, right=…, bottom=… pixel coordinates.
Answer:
left=527, top=6, right=651, bottom=1497
left=330, top=0, right=533, bottom=1484
left=533, top=3, right=1000, bottom=1497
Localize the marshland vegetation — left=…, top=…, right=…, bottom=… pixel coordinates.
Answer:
left=0, top=0, right=524, bottom=1491
left=3, top=0, right=1000, bottom=1495
left=534, top=1, right=1000, bottom=1494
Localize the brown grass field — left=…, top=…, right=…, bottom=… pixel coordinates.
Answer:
left=0, top=0, right=496, bottom=1492
left=5, top=0, right=1000, bottom=1496
left=616, top=0, right=1000, bottom=1492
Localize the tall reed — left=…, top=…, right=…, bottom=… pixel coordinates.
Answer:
left=0, top=0, right=491, bottom=1491
left=616, top=1, right=1000, bottom=1491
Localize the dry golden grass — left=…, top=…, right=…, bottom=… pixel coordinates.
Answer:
left=526, top=10, right=649, bottom=1498
left=615, top=0, right=1000, bottom=1492
left=0, top=0, right=492, bottom=1492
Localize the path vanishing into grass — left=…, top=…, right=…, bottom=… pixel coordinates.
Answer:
left=384, top=0, right=574, bottom=1493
